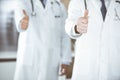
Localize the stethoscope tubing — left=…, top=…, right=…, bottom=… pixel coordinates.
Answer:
left=31, top=0, right=36, bottom=16
left=84, top=0, right=87, bottom=10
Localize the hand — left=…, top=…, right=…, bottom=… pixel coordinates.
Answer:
left=60, top=64, right=69, bottom=76
left=76, top=10, right=88, bottom=34
left=20, top=10, right=29, bottom=30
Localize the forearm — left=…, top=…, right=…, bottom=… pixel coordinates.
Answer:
left=65, top=0, right=83, bottom=39
left=61, top=35, right=72, bottom=65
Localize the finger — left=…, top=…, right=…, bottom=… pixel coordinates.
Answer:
left=21, top=22, right=28, bottom=27
left=21, top=22, right=28, bottom=26
left=78, top=17, right=88, bottom=24
left=77, top=25, right=87, bottom=33
left=20, top=20, right=28, bottom=24
left=20, top=20, right=28, bottom=25
left=60, top=71, right=65, bottom=76
left=81, top=23, right=88, bottom=28
left=81, top=19, right=88, bottom=24
left=61, top=68, right=65, bottom=73
left=78, top=30, right=87, bottom=34
left=78, top=28, right=87, bottom=33
left=82, top=30, right=87, bottom=33
left=84, top=10, right=88, bottom=18
left=20, top=25, right=28, bottom=30
left=60, top=69, right=66, bottom=76
left=23, top=9, right=28, bottom=17
left=79, top=29, right=87, bottom=33
left=78, top=22, right=88, bottom=28
left=24, top=16, right=29, bottom=21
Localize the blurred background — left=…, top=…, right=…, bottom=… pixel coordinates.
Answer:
left=0, top=0, right=75, bottom=80
left=0, top=0, right=18, bottom=80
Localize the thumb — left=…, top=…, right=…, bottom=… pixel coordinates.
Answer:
left=23, top=9, right=28, bottom=17
left=84, top=10, right=88, bottom=18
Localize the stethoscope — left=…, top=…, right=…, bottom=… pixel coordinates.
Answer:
left=30, top=0, right=62, bottom=17
left=31, top=0, right=36, bottom=16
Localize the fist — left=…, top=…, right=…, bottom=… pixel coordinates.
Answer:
left=76, top=10, right=88, bottom=34
left=60, top=64, right=69, bottom=76
left=20, top=10, right=29, bottom=30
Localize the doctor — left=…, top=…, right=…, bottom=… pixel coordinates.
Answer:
left=65, top=0, right=120, bottom=80
left=14, top=0, right=72, bottom=80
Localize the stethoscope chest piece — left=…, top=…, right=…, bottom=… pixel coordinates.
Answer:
left=31, top=12, right=36, bottom=16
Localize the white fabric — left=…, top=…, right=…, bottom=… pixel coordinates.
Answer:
left=65, top=0, right=120, bottom=80
left=14, top=0, right=72, bottom=80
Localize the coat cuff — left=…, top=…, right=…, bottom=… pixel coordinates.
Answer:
left=61, top=62, right=71, bottom=65
left=61, top=58, right=72, bottom=65
left=16, top=21, right=27, bottom=32
left=71, top=24, right=82, bottom=37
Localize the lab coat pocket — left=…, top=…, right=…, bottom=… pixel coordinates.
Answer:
left=53, top=10, right=61, bottom=21
left=51, top=2, right=62, bottom=21
left=23, top=45, right=34, bottom=66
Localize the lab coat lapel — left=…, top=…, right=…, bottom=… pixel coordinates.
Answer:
left=91, top=0, right=101, bottom=15
left=104, top=0, right=115, bottom=23
left=90, top=0, right=104, bottom=22
left=35, top=0, right=53, bottom=11
left=34, top=0, right=45, bottom=10
left=106, top=0, right=115, bottom=18
left=91, top=0, right=115, bottom=22
left=45, top=0, right=52, bottom=9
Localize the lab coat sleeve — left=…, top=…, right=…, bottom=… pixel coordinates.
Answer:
left=65, top=0, right=83, bottom=39
left=60, top=3, right=72, bottom=65
left=14, top=0, right=28, bottom=32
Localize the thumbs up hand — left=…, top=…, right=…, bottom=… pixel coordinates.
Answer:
left=20, top=10, right=29, bottom=30
left=75, top=10, right=88, bottom=34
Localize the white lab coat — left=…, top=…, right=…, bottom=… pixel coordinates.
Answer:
left=14, top=0, right=71, bottom=80
left=65, top=0, right=120, bottom=80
